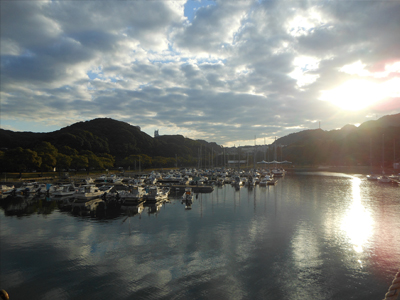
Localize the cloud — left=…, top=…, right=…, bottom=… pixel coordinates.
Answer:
left=1, top=0, right=400, bottom=146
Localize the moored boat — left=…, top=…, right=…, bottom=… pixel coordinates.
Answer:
left=75, top=185, right=108, bottom=200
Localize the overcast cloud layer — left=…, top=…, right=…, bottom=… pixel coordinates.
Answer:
left=1, top=0, right=400, bottom=146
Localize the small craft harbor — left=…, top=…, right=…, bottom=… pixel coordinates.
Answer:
left=1, top=166, right=399, bottom=213
left=0, top=167, right=288, bottom=215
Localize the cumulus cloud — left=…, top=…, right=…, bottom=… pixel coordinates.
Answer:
left=1, top=0, right=399, bottom=146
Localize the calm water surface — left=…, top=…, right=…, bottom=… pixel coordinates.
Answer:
left=1, top=172, right=399, bottom=299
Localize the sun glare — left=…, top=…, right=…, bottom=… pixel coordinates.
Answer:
left=319, top=80, right=385, bottom=110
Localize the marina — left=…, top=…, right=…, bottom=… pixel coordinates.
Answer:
left=0, top=170, right=399, bottom=299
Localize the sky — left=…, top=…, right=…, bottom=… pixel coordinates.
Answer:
left=1, top=0, right=400, bottom=147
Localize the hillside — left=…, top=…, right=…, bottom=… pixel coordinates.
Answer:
left=1, top=113, right=399, bottom=169
left=0, top=118, right=221, bottom=166
left=281, top=113, right=400, bottom=167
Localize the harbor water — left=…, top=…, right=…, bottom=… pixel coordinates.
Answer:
left=1, top=172, right=399, bottom=299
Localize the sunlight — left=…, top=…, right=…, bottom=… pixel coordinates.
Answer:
left=341, top=177, right=374, bottom=253
left=319, top=79, right=385, bottom=110
left=289, top=56, right=320, bottom=88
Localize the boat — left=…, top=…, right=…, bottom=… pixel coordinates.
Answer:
left=0, top=185, right=15, bottom=195
left=144, top=186, right=170, bottom=203
left=52, top=184, right=76, bottom=197
left=259, top=176, right=273, bottom=186
left=120, top=186, right=147, bottom=204
left=74, top=185, right=108, bottom=200
left=182, top=187, right=193, bottom=201
left=272, top=169, right=285, bottom=177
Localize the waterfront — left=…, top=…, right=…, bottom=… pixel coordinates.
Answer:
left=1, top=172, right=399, bottom=299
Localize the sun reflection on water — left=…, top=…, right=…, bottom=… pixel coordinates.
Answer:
left=341, top=177, right=374, bottom=253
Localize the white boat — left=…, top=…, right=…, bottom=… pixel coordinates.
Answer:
left=259, top=176, right=273, bottom=186
left=52, top=184, right=76, bottom=197
left=74, top=185, right=107, bottom=200
left=144, top=186, right=170, bottom=203
left=84, top=177, right=94, bottom=185
left=15, top=182, right=37, bottom=194
left=120, top=186, right=147, bottom=204
left=272, top=169, right=285, bottom=177
left=107, top=175, right=123, bottom=184
left=0, top=185, right=15, bottom=194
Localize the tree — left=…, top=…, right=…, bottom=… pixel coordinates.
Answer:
left=34, top=142, right=58, bottom=172
left=98, top=153, right=115, bottom=169
left=59, top=145, right=79, bottom=156
left=122, top=154, right=152, bottom=169
left=71, top=155, right=88, bottom=171
left=80, top=150, right=104, bottom=172
left=56, top=153, right=72, bottom=171
left=4, top=147, right=42, bottom=174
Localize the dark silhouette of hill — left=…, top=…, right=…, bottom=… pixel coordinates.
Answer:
left=279, top=113, right=400, bottom=167
left=0, top=113, right=399, bottom=168
left=0, top=118, right=221, bottom=165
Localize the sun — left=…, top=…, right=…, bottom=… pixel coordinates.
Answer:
left=319, top=79, right=384, bottom=111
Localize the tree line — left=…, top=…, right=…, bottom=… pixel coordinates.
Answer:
left=0, top=141, right=205, bottom=173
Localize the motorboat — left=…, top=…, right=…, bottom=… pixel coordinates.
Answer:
left=120, top=186, right=147, bottom=204
left=74, top=185, right=107, bottom=200
left=144, top=186, right=170, bottom=203
left=52, top=184, right=76, bottom=197
left=259, top=176, right=273, bottom=186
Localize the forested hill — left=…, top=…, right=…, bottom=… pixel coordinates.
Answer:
left=0, top=118, right=221, bottom=168
left=279, top=113, right=400, bottom=167
left=1, top=114, right=399, bottom=170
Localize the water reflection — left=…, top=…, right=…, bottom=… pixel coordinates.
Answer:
left=341, top=177, right=374, bottom=253
left=1, top=174, right=399, bottom=300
